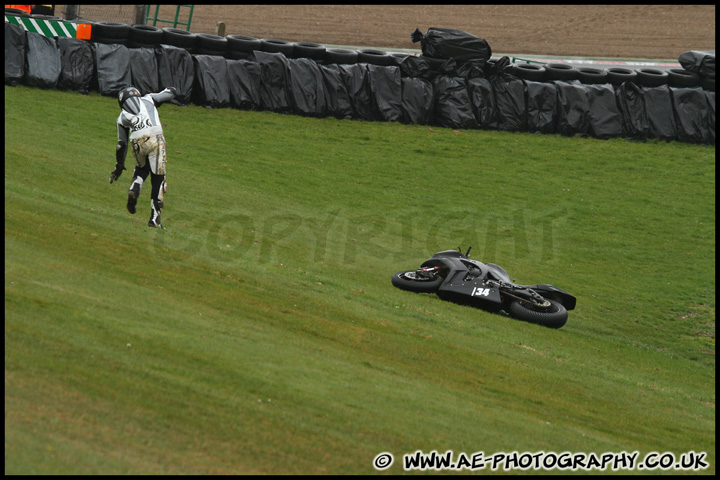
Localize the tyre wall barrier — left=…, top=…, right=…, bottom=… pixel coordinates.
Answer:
left=4, top=20, right=715, bottom=145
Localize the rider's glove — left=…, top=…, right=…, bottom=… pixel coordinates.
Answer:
left=109, top=164, right=126, bottom=184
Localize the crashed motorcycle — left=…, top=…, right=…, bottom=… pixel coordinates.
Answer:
left=392, top=247, right=576, bottom=328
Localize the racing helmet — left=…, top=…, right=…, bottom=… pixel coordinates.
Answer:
left=118, top=86, right=141, bottom=114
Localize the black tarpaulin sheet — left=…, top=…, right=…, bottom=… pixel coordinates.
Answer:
left=57, top=37, right=94, bottom=94
left=525, top=80, right=557, bottom=134
left=401, top=76, right=434, bottom=124
left=192, top=54, right=230, bottom=108
left=556, top=81, right=590, bottom=137
left=586, top=83, right=623, bottom=139
left=678, top=50, right=715, bottom=78
left=129, top=47, right=159, bottom=95
left=287, top=57, right=328, bottom=117
left=412, top=27, right=491, bottom=63
left=432, top=75, right=478, bottom=129
left=491, top=74, right=527, bottom=132
left=5, top=22, right=26, bottom=86
left=339, top=63, right=375, bottom=121
left=616, top=82, right=648, bottom=140
left=670, top=87, right=712, bottom=144
left=254, top=51, right=292, bottom=113
left=643, top=85, right=677, bottom=141
left=399, top=55, right=433, bottom=80
left=156, top=44, right=194, bottom=106
left=368, top=64, right=402, bottom=122
left=467, top=77, right=497, bottom=129
left=25, top=31, right=61, bottom=89
left=319, top=64, right=353, bottom=120
left=704, top=90, right=715, bottom=145
left=227, top=58, right=262, bottom=110
left=94, top=42, right=131, bottom=96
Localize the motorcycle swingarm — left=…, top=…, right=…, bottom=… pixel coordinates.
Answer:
left=519, top=284, right=576, bottom=310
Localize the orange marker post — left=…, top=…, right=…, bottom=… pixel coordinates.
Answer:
left=76, top=23, right=92, bottom=40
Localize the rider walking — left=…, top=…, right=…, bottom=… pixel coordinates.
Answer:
left=110, top=86, right=176, bottom=228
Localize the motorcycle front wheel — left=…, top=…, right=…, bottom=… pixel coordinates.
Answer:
left=508, top=299, right=568, bottom=329
left=391, top=270, right=443, bottom=293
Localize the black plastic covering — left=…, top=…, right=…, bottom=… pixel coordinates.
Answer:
left=155, top=44, right=194, bottom=106
left=5, top=22, right=26, bottom=86
left=319, top=64, right=353, bottom=120
left=644, top=86, right=678, bottom=141
left=556, top=81, right=590, bottom=137
left=678, top=50, right=715, bottom=78
left=192, top=54, right=231, bottom=108
left=287, top=57, right=328, bottom=117
left=525, top=80, right=557, bottom=134
left=4, top=27, right=715, bottom=145
left=368, top=64, right=402, bottom=122
left=24, top=31, right=61, bottom=89
left=227, top=58, right=262, bottom=110
left=616, top=82, right=649, bottom=140
left=254, top=51, right=292, bottom=113
left=94, top=42, right=131, bottom=96
left=586, top=83, right=624, bottom=140
left=432, top=75, right=478, bottom=129
left=57, top=37, right=94, bottom=93
left=491, top=74, right=526, bottom=132
left=671, top=87, right=712, bottom=144
left=412, top=27, right=492, bottom=64
left=129, top=47, right=159, bottom=95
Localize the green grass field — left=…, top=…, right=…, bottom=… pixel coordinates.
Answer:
left=5, top=85, right=715, bottom=474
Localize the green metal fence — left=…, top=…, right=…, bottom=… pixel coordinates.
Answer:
left=145, top=5, right=194, bottom=31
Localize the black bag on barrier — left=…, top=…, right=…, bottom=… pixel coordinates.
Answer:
left=399, top=55, right=434, bottom=80
left=525, top=80, right=557, bottom=134
left=586, top=83, right=623, bottom=139
left=156, top=44, right=194, bottom=106
left=670, top=86, right=711, bottom=144
left=432, top=74, right=478, bottom=129
left=556, top=81, right=590, bottom=137
left=25, top=31, right=61, bottom=89
left=491, top=73, right=527, bottom=132
left=5, top=22, right=27, bottom=86
left=192, top=54, right=230, bottom=108
left=401, top=76, right=434, bottom=125
left=678, top=50, right=715, bottom=78
left=704, top=91, right=715, bottom=145
left=129, top=47, right=158, bottom=95
left=339, top=63, right=375, bottom=121
left=411, top=27, right=491, bottom=63
left=57, top=37, right=94, bottom=94
left=615, top=82, right=648, bottom=140
left=643, top=85, right=677, bottom=141
left=94, top=42, right=130, bottom=96
left=467, top=77, right=497, bottom=129
left=368, top=64, right=402, bottom=122
left=287, top=57, right=328, bottom=117
left=320, top=64, right=353, bottom=120
left=254, top=51, right=292, bottom=113
left=227, top=59, right=262, bottom=110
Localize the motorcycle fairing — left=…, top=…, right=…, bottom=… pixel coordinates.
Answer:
left=420, top=254, right=576, bottom=311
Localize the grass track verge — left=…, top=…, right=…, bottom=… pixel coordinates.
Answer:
left=5, top=85, right=715, bottom=474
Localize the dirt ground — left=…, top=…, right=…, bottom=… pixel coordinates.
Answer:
left=184, top=5, right=715, bottom=60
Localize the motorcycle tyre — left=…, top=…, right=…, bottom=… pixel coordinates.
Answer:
left=392, top=271, right=443, bottom=293
left=508, top=298, right=568, bottom=329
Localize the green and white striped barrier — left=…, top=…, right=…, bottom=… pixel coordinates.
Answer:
left=4, top=14, right=92, bottom=39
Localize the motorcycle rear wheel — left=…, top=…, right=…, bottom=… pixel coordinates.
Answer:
left=391, top=271, right=443, bottom=293
left=508, top=299, right=568, bottom=329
